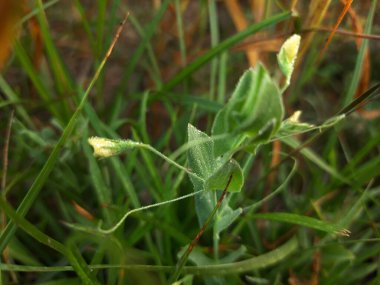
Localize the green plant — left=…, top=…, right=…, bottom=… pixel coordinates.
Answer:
left=2, top=2, right=380, bottom=284
left=62, top=34, right=352, bottom=283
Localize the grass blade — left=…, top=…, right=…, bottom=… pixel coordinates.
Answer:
left=341, top=0, right=378, bottom=106
left=160, top=11, right=291, bottom=92
left=250, top=212, right=349, bottom=236
left=0, top=15, right=129, bottom=253
left=0, top=237, right=298, bottom=275
left=0, top=196, right=66, bottom=254
left=66, top=239, right=101, bottom=285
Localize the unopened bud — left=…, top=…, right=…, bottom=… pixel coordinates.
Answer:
left=277, top=34, right=301, bottom=87
left=88, top=137, right=123, bottom=158
left=282, top=34, right=301, bottom=64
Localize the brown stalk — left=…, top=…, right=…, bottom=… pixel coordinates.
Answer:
left=317, top=0, right=354, bottom=63
left=171, top=175, right=233, bottom=281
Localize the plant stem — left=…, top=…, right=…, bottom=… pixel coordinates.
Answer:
left=139, top=143, right=204, bottom=183
left=97, top=190, right=205, bottom=234
left=170, top=175, right=233, bottom=282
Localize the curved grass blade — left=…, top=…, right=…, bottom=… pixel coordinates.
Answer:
left=66, top=240, right=101, bottom=285
left=183, top=236, right=298, bottom=275
left=341, top=0, right=378, bottom=107
left=250, top=212, right=350, bottom=236
left=281, top=136, right=349, bottom=184
left=63, top=189, right=204, bottom=235
left=338, top=83, right=380, bottom=116
left=0, top=196, right=66, bottom=254
left=20, top=0, right=59, bottom=24
left=0, top=237, right=298, bottom=275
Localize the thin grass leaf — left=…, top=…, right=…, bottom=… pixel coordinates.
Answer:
left=174, top=0, right=187, bottom=67
left=8, top=238, right=42, bottom=266
left=127, top=14, right=162, bottom=88
left=83, top=134, right=112, bottom=224
left=0, top=196, right=66, bottom=254
left=66, top=239, right=101, bottom=285
left=73, top=0, right=96, bottom=50
left=250, top=212, right=348, bottom=235
left=160, top=11, right=291, bottom=92
left=281, top=136, right=350, bottom=184
left=342, top=0, right=378, bottom=106
left=208, top=0, right=220, bottom=101
left=0, top=16, right=128, bottom=252
left=20, top=0, right=59, bottom=24
left=36, top=0, right=74, bottom=116
left=116, top=0, right=171, bottom=94
left=338, top=83, right=380, bottom=116
left=0, top=75, right=33, bottom=128
left=232, top=157, right=297, bottom=237
left=343, top=130, right=380, bottom=174
left=0, top=236, right=298, bottom=275
left=95, top=0, right=107, bottom=58
left=13, top=41, right=64, bottom=122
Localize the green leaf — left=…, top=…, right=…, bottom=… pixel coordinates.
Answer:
left=181, top=245, right=246, bottom=285
left=187, top=124, right=217, bottom=225
left=212, top=108, right=242, bottom=157
left=0, top=237, right=298, bottom=275
left=187, top=124, right=216, bottom=181
left=187, top=124, right=242, bottom=229
left=278, top=111, right=315, bottom=137
left=281, top=136, right=350, bottom=184
left=236, top=65, right=283, bottom=136
left=215, top=205, right=243, bottom=236
left=205, top=159, right=244, bottom=193
left=66, top=240, right=101, bottom=285
left=321, top=244, right=355, bottom=265
left=322, top=114, right=345, bottom=128
left=251, top=212, right=348, bottom=235
left=0, top=196, right=66, bottom=254
left=183, top=236, right=298, bottom=275
left=39, top=278, right=82, bottom=285
left=243, top=119, right=276, bottom=154
left=212, top=65, right=283, bottom=157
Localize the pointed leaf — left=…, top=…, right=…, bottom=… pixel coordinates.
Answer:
left=187, top=124, right=217, bottom=225
left=215, top=206, right=242, bottom=235
left=212, top=65, right=284, bottom=157
left=244, top=119, right=276, bottom=153
left=187, top=124, right=216, bottom=181
left=237, top=65, right=283, bottom=137
left=195, top=192, right=216, bottom=226
left=205, top=159, right=244, bottom=193
left=212, top=108, right=242, bottom=157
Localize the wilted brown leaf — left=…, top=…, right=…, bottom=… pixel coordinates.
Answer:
left=0, top=0, right=25, bottom=70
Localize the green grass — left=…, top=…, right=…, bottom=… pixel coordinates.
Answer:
left=1, top=1, right=380, bottom=284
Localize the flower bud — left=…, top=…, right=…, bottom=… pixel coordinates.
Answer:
left=277, top=34, right=301, bottom=87
left=282, top=34, right=301, bottom=64
left=88, top=136, right=122, bottom=158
